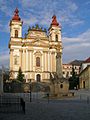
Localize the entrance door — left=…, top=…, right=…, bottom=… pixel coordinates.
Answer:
left=83, top=81, right=85, bottom=88
left=36, top=74, right=41, bottom=82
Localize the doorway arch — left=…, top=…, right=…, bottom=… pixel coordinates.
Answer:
left=36, top=74, right=41, bottom=82
left=83, top=81, right=85, bottom=88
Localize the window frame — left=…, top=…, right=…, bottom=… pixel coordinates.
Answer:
left=36, top=57, right=40, bottom=67
left=15, top=30, right=18, bottom=38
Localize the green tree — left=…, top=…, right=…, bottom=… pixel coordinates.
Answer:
left=17, top=67, right=24, bottom=83
left=69, top=67, right=79, bottom=90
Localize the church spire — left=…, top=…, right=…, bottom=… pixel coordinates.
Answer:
left=51, top=15, right=59, bottom=26
left=12, top=8, right=21, bottom=21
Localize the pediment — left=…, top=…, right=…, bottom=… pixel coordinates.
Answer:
left=30, top=39, right=49, bottom=47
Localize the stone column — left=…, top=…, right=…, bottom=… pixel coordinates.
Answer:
left=22, top=50, right=24, bottom=72
left=56, top=52, right=63, bottom=78
left=29, top=51, right=33, bottom=71
left=26, top=49, right=28, bottom=71
left=50, top=52, right=52, bottom=72
left=43, top=52, right=45, bottom=71
left=42, top=52, right=44, bottom=71
left=44, top=52, right=48, bottom=72
left=30, top=51, right=35, bottom=71
left=10, top=49, right=13, bottom=71
left=28, top=50, right=30, bottom=71
left=48, top=52, right=50, bottom=72
left=0, top=67, right=3, bottom=93
left=19, top=50, right=22, bottom=68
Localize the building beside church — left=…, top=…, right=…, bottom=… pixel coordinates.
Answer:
left=9, top=8, right=62, bottom=83
left=62, top=60, right=83, bottom=78
left=79, top=57, right=90, bottom=89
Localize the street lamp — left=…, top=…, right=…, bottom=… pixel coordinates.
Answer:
left=29, top=79, right=32, bottom=102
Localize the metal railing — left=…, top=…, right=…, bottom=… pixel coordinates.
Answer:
left=0, top=95, right=24, bottom=113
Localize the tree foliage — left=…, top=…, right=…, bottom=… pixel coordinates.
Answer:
left=17, top=67, right=24, bottom=83
left=69, top=67, right=79, bottom=90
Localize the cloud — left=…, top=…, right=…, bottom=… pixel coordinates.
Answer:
left=0, top=0, right=13, bottom=17
left=65, top=0, right=78, bottom=12
left=23, top=17, right=38, bottom=26
left=85, top=1, right=90, bottom=5
left=62, top=29, right=90, bottom=63
left=0, top=0, right=85, bottom=34
left=0, top=21, right=9, bottom=33
left=0, top=49, right=9, bottom=67
left=0, top=0, right=89, bottom=66
left=19, top=0, right=83, bottom=28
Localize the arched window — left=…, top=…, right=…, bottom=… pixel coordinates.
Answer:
left=36, top=74, right=41, bottom=82
left=56, top=35, right=58, bottom=42
left=36, top=57, right=40, bottom=67
left=15, top=30, right=18, bottom=38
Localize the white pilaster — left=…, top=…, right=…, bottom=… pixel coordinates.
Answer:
left=50, top=52, right=52, bottom=72
left=45, top=52, right=47, bottom=71
left=26, top=49, right=28, bottom=71
left=42, top=52, right=43, bottom=71
left=48, top=52, right=50, bottom=72
left=10, top=49, right=13, bottom=70
left=32, top=51, right=34, bottom=71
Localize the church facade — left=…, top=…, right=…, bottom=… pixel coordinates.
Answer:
left=9, top=8, right=62, bottom=83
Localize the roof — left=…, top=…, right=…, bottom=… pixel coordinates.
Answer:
left=12, top=8, right=21, bottom=21
left=84, top=57, right=90, bottom=63
left=51, top=15, right=60, bottom=27
left=69, top=60, right=83, bottom=66
left=79, top=65, right=90, bottom=76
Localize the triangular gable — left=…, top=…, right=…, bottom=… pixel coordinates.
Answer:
left=30, top=39, right=49, bottom=46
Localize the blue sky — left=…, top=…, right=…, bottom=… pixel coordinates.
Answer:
left=0, top=0, right=90, bottom=68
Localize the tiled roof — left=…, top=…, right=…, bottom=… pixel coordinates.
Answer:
left=84, top=57, right=90, bottom=63
left=69, top=60, right=83, bottom=66
left=12, top=8, right=21, bottom=21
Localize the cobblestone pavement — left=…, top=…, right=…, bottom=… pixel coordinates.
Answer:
left=0, top=99, right=90, bottom=120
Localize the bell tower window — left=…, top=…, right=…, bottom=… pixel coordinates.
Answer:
left=56, top=35, right=58, bottom=42
left=36, top=57, right=40, bottom=67
left=15, top=30, right=18, bottom=38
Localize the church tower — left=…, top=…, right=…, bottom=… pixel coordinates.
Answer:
left=9, top=8, right=23, bottom=38
left=49, top=15, right=63, bottom=77
left=49, top=15, right=61, bottom=42
left=9, top=8, right=23, bottom=79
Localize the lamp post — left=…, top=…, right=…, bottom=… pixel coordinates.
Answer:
left=29, top=79, right=32, bottom=102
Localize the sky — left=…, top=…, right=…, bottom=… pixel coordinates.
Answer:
left=0, top=0, right=90, bottom=68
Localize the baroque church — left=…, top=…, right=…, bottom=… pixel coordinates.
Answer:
left=9, top=8, right=62, bottom=83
